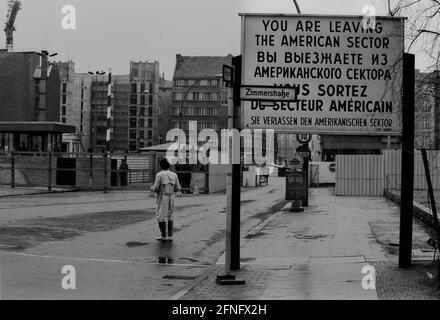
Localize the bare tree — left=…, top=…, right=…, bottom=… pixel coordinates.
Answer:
left=391, top=0, right=440, bottom=70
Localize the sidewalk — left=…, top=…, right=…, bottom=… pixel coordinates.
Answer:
left=175, top=187, right=440, bottom=300
left=0, top=185, right=73, bottom=197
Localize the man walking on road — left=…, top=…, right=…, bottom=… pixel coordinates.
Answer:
left=151, top=158, right=181, bottom=242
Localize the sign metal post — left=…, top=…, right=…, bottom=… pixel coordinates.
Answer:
left=398, top=53, right=415, bottom=268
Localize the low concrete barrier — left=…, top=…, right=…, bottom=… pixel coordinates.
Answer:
left=385, top=190, right=437, bottom=230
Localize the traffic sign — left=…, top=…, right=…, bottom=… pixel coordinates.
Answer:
left=296, top=134, right=312, bottom=144
left=223, top=65, right=234, bottom=87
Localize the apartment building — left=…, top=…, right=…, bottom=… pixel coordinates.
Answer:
left=415, top=69, right=440, bottom=150
left=129, top=61, right=160, bottom=150
left=171, top=54, right=233, bottom=141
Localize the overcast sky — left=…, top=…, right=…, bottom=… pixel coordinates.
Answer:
left=0, top=0, right=431, bottom=78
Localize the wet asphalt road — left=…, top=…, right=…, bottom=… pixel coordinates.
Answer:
left=0, top=178, right=285, bottom=299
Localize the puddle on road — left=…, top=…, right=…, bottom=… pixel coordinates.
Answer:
left=125, top=241, right=149, bottom=248
left=180, top=257, right=199, bottom=263
left=294, top=234, right=329, bottom=240
left=158, top=256, right=174, bottom=264
left=244, top=232, right=267, bottom=239
left=163, top=275, right=197, bottom=280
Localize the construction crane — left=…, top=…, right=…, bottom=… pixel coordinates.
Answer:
left=4, top=0, right=21, bottom=52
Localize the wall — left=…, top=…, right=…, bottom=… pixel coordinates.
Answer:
left=384, top=149, right=440, bottom=190
left=335, top=155, right=384, bottom=196
left=208, top=164, right=227, bottom=193
left=0, top=52, right=39, bottom=121
left=335, top=150, right=440, bottom=196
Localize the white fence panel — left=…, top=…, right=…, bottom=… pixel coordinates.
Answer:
left=335, top=155, right=384, bottom=196
left=383, top=150, right=440, bottom=190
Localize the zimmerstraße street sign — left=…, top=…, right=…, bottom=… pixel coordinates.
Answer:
left=240, top=85, right=298, bottom=102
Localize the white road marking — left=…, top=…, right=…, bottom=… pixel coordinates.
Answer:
left=0, top=251, right=210, bottom=268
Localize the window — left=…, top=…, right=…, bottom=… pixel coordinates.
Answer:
left=130, top=95, right=137, bottom=105
left=148, top=119, right=152, bottom=128
left=131, top=83, right=137, bottom=94
left=148, top=130, right=152, bottom=139
left=62, top=94, right=67, bottom=105
left=173, top=92, right=184, bottom=101
left=130, top=107, right=137, bottom=117
left=130, top=118, right=137, bottom=128
left=129, top=141, right=137, bottom=151
left=423, top=116, right=431, bottom=129
left=139, top=119, right=145, bottom=128
left=139, top=107, right=145, bottom=117
left=139, top=130, right=145, bottom=139
left=140, top=95, right=145, bottom=105
left=140, top=83, right=145, bottom=93
left=62, top=82, right=67, bottom=93
left=149, top=95, right=153, bottom=105
left=62, top=106, right=66, bottom=116
left=149, top=83, right=153, bottom=93
left=129, top=130, right=137, bottom=140
left=148, top=107, right=153, bottom=117
left=174, top=79, right=186, bottom=87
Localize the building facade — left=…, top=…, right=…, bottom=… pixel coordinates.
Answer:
left=0, top=50, right=73, bottom=152
left=129, top=61, right=160, bottom=150
left=158, top=77, right=173, bottom=144
left=90, top=74, right=130, bottom=153
left=415, top=69, right=440, bottom=150
left=171, top=54, right=233, bottom=142
left=56, top=62, right=93, bottom=152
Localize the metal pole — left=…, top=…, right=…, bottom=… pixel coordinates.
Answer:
left=421, top=149, right=440, bottom=286
left=104, top=152, right=108, bottom=193
left=399, top=53, right=415, bottom=268
left=10, top=151, right=15, bottom=189
left=231, top=56, right=242, bottom=270
left=48, top=151, right=52, bottom=191
left=89, top=153, right=93, bottom=188
left=225, top=84, right=234, bottom=274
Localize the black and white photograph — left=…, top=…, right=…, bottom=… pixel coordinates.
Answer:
left=0, top=0, right=439, bottom=309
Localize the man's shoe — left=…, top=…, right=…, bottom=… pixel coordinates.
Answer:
left=156, top=236, right=166, bottom=242
left=166, top=236, right=173, bottom=242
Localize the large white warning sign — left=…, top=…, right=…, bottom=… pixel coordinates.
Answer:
left=240, top=14, right=404, bottom=135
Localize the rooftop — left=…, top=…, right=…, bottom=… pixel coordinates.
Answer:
left=173, top=54, right=233, bottom=79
